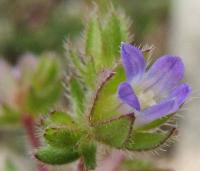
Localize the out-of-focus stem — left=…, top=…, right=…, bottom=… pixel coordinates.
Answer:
left=77, top=158, right=88, bottom=171
left=96, top=150, right=125, bottom=171
left=22, top=114, right=49, bottom=171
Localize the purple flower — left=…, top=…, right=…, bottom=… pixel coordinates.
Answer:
left=118, top=43, right=191, bottom=125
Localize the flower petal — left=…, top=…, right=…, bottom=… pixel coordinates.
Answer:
left=136, top=83, right=191, bottom=125
left=143, top=55, right=184, bottom=96
left=136, top=100, right=175, bottom=125
left=169, top=83, right=192, bottom=111
left=120, top=43, right=145, bottom=82
left=118, top=82, right=140, bottom=111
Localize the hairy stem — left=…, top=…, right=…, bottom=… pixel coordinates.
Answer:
left=22, top=114, right=49, bottom=171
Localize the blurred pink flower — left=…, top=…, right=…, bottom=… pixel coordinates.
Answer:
left=0, top=54, right=38, bottom=111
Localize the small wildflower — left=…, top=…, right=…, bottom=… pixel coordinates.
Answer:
left=118, top=43, right=191, bottom=125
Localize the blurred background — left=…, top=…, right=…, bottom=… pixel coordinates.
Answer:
left=0, top=0, right=199, bottom=171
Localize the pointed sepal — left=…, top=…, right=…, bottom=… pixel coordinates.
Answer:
left=124, top=128, right=176, bottom=151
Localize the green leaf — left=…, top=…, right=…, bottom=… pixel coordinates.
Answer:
left=35, top=145, right=80, bottom=165
left=82, top=56, right=97, bottom=89
left=67, top=46, right=85, bottom=74
left=125, top=129, right=175, bottom=151
left=136, top=115, right=171, bottom=131
left=33, top=56, right=60, bottom=89
left=94, top=114, right=134, bottom=148
left=26, top=56, right=62, bottom=114
left=85, top=16, right=102, bottom=66
left=101, top=12, right=129, bottom=66
left=43, top=111, right=75, bottom=127
left=27, top=82, right=62, bottom=114
left=83, top=14, right=103, bottom=89
left=44, top=126, right=81, bottom=148
left=79, top=141, right=97, bottom=169
left=89, top=66, right=125, bottom=125
left=69, top=78, right=85, bottom=117
left=66, top=8, right=130, bottom=90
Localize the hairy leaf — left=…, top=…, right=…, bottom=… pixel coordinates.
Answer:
left=85, top=16, right=102, bottom=66
left=69, top=78, right=85, bottom=117
left=94, top=114, right=134, bottom=148
left=44, top=126, right=81, bottom=148
left=35, top=146, right=80, bottom=165
left=136, top=115, right=171, bottom=131
left=89, top=66, right=125, bottom=125
left=44, top=111, right=75, bottom=127
left=67, top=47, right=85, bottom=74
left=79, top=141, right=97, bottom=169
left=125, top=129, right=175, bottom=151
left=102, top=12, right=129, bottom=66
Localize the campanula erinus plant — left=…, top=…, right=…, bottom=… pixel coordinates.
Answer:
left=35, top=5, right=191, bottom=171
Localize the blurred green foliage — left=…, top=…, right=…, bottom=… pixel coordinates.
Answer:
left=124, top=0, right=170, bottom=42
left=122, top=159, right=154, bottom=171
left=5, top=160, right=19, bottom=171
left=0, top=54, right=62, bottom=126
left=0, top=0, right=83, bottom=63
left=0, top=0, right=169, bottom=62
